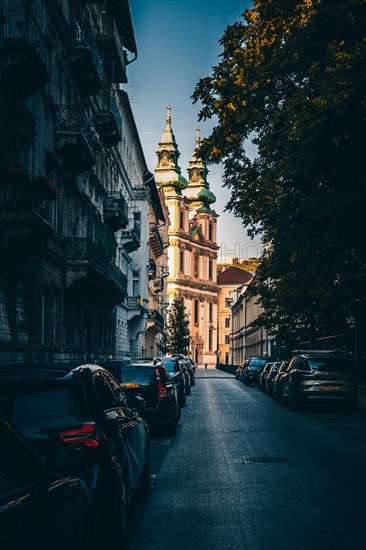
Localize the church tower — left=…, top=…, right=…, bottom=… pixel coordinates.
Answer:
left=155, top=107, right=219, bottom=365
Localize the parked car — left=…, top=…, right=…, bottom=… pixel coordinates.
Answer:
left=242, top=357, right=270, bottom=385
left=272, top=360, right=290, bottom=402
left=0, top=365, right=150, bottom=550
left=279, top=350, right=357, bottom=411
left=265, top=361, right=282, bottom=395
left=236, top=361, right=247, bottom=381
left=0, top=415, right=97, bottom=550
left=117, top=362, right=181, bottom=435
left=258, top=362, right=273, bottom=391
left=157, top=356, right=187, bottom=407
left=171, top=354, right=195, bottom=387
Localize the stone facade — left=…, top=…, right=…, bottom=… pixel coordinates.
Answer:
left=0, top=0, right=149, bottom=365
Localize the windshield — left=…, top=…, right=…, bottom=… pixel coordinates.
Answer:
left=308, top=358, right=355, bottom=373
left=249, top=358, right=268, bottom=367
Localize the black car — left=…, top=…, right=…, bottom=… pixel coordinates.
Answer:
left=0, top=416, right=97, bottom=550
left=258, top=362, right=273, bottom=391
left=157, top=356, right=187, bottom=407
left=117, top=362, right=181, bottom=435
left=172, top=355, right=195, bottom=387
left=242, top=357, right=270, bottom=385
left=265, top=361, right=282, bottom=395
left=0, top=365, right=150, bottom=550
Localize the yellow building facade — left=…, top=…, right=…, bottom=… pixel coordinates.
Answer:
left=154, top=107, right=219, bottom=365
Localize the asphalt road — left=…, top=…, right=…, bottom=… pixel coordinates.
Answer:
left=128, top=367, right=366, bottom=550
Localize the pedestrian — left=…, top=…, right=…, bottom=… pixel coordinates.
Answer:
left=204, top=362, right=208, bottom=370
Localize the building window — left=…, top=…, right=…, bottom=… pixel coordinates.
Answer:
left=209, top=327, right=213, bottom=351
left=132, top=271, right=139, bottom=296
left=225, top=335, right=230, bottom=344
left=179, top=250, right=184, bottom=272
left=208, top=258, right=213, bottom=280
left=209, top=223, right=213, bottom=240
left=225, top=297, right=233, bottom=308
left=194, top=299, right=199, bottom=325
left=209, top=303, right=213, bottom=322
left=179, top=210, right=184, bottom=229
left=225, top=317, right=230, bottom=328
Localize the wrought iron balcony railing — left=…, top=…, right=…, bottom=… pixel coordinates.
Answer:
left=120, top=221, right=141, bottom=253
left=65, top=237, right=127, bottom=295
left=68, top=19, right=103, bottom=93
left=148, top=309, right=165, bottom=329
left=94, top=15, right=127, bottom=83
left=1, top=7, right=49, bottom=93
left=104, top=193, right=129, bottom=231
left=95, top=92, right=122, bottom=146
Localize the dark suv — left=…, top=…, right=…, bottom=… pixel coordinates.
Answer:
left=157, top=356, right=187, bottom=407
left=114, top=362, right=181, bottom=435
left=0, top=365, right=150, bottom=549
left=279, top=350, right=357, bottom=410
left=242, top=357, right=271, bottom=385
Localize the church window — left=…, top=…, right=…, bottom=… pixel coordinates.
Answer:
left=208, top=258, right=213, bottom=280
left=179, top=210, right=184, bottom=229
left=194, top=299, right=199, bottom=325
left=209, top=223, right=213, bottom=240
left=209, top=303, right=213, bottom=322
left=180, top=250, right=184, bottom=272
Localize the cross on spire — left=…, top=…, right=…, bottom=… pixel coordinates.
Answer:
left=166, top=104, right=171, bottom=122
left=196, top=127, right=201, bottom=144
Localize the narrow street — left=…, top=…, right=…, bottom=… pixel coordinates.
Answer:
left=129, top=367, right=366, bottom=550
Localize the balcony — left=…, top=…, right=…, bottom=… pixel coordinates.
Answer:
left=120, top=222, right=140, bottom=253
left=65, top=237, right=127, bottom=305
left=94, top=16, right=127, bottom=83
left=147, top=309, right=165, bottom=330
left=95, top=92, right=122, bottom=147
left=152, top=277, right=164, bottom=293
left=149, top=225, right=164, bottom=258
left=1, top=7, right=49, bottom=96
left=55, top=106, right=96, bottom=174
left=104, top=193, right=128, bottom=232
left=68, top=20, right=103, bottom=95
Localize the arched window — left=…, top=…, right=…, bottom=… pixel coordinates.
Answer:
left=208, top=258, right=213, bottom=280
left=179, top=210, right=184, bottom=229
left=194, top=252, right=199, bottom=278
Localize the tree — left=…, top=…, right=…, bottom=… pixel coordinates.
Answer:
left=165, top=297, right=191, bottom=354
left=193, top=0, right=366, bottom=341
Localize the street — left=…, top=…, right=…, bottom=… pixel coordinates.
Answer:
left=129, top=367, right=366, bottom=550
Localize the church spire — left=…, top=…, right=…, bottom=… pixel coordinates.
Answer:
left=184, top=128, right=216, bottom=210
left=154, top=105, right=188, bottom=192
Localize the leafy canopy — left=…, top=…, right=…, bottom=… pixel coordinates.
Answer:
left=165, top=297, right=191, bottom=354
left=193, top=0, right=366, bottom=339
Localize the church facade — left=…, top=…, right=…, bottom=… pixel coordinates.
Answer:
left=154, top=107, right=219, bottom=365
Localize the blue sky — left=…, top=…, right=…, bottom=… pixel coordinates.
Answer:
left=126, top=1, right=261, bottom=260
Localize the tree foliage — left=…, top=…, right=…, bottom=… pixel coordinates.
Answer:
left=193, top=0, right=366, bottom=339
left=165, top=297, right=191, bottom=354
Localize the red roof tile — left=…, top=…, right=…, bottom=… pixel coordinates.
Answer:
left=217, top=266, right=253, bottom=285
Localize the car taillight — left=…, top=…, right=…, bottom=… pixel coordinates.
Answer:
left=156, top=367, right=169, bottom=401
left=59, top=422, right=99, bottom=448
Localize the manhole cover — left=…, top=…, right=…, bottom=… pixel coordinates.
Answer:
left=242, top=457, right=290, bottom=464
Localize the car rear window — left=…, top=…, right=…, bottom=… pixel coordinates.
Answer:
left=160, top=358, right=177, bottom=372
left=308, top=358, right=355, bottom=372
left=0, top=384, right=83, bottom=425
left=121, top=366, right=156, bottom=385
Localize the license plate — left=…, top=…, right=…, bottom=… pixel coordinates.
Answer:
left=320, top=385, right=339, bottom=391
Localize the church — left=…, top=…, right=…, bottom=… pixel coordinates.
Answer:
left=154, top=106, right=219, bottom=365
